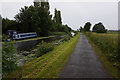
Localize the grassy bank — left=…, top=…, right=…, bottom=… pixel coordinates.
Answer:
left=85, top=32, right=120, bottom=78
left=5, top=33, right=80, bottom=78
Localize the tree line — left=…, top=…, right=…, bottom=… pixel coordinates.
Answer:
left=2, top=1, right=72, bottom=37
left=80, top=22, right=107, bottom=33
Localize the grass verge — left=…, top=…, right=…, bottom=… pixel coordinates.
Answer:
left=85, top=33, right=120, bottom=78
left=5, top=33, right=80, bottom=78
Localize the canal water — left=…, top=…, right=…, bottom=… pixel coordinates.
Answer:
left=14, top=35, right=66, bottom=52
left=14, top=35, right=66, bottom=66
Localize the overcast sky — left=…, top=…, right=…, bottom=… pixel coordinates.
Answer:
left=0, top=0, right=119, bottom=30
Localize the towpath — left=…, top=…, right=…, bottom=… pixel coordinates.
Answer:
left=59, top=33, right=111, bottom=78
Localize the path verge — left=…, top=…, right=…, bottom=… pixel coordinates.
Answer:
left=85, top=33, right=120, bottom=78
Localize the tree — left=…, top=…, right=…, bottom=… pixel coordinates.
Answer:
left=63, top=25, right=69, bottom=33
left=80, top=26, right=83, bottom=32
left=2, top=18, right=18, bottom=34
left=2, top=0, right=71, bottom=36
left=53, top=8, right=69, bottom=33
left=14, top=6, right=31, bottom=32
left=65, top=24, right=72, bottom=32
left=41, top=1, right=50, bottom=11
left=37, top=7, right=53, bottom=36
left=57, top=11, right=62, bottom=24
left=2, top=18, right=9, bottom=34
left=53, top=8, right=68, bottom=33
left=15, top=4, right=53, bottom=36
left=53, top=8, right=62, bottom=24
left=0, top=15, right=1, bottom=21
left=92, top=22, right=107, bottom=33
left=83, top=22, right=91, bottom=31
left=0, top=15, right=1, bottom=19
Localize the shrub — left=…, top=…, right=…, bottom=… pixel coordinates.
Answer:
left=36, top=41, right=55, bottom=57
left=62, top=35, right=71, bottom=42
left=2, top=36, right=17, bottom=76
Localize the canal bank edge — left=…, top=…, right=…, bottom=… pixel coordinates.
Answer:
left=5, top=33, right=80, bottom=78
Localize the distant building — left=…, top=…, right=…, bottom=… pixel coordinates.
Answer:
left=34, top=0, right=49, bottom=10
left=34, top=0, right=42, bottom=7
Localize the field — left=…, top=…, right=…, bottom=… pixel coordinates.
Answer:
left=85, top=32, right=120, bottom=78
left=5, top=33, right=80, bottom=78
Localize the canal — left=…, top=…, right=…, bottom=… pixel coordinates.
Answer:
left=14, top=35, right=66, bottom=52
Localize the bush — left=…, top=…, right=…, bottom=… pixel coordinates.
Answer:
left=36, top=41, right=55, bottom=57
left=62, top=35, right=71, bottom=42
left=2, top=36, right=17, bottom=76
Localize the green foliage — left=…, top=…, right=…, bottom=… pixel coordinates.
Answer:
left=2, top=18, right=18, bottom=34
left=52, top=8, right=71, bottom=34
left=2, top=1, right=72, bottom=36
left=12, top=4, right=71, bottom=36
left=55, top=24, right=70, bottom=34
left=2, top=36, right=17, bottom=75
left=80, top=26, right=83, bottom=32
left=14, top=5, right=53, bottom=36
left=52, top=8, right=72, bottom=34
left=53, top=8, right=62, bottom=24
left=0, top=14, right=1, bottom=19
left=36, top=41, right=55, bottom=57
left=92, top=22, right=107, bottom=33
left=85, top=32, right=119, bottom=68
left=62, top=35, right=71, bottom=42
left=72, top=30, right=78, bottom=35
left=83, top=22, right=91, bottom=31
